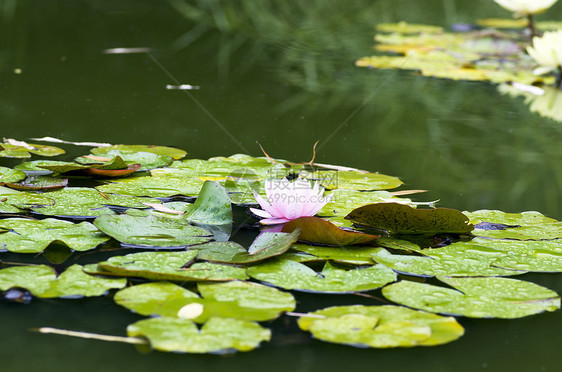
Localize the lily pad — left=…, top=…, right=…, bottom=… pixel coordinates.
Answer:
left=196, top=231, right=299, bottom=264
left=464, top=210, right=558, bottom=226
left=356, top=23, right=556, bottom=85
left=95, top=251, right=248, bottom=282
left=93, top=214, right=212, bottom=248
left=281, top=217, right=379, bottom=246
left=0, top=264, right=126, bottom=298
left=371, top=246, right=522, bottom=277
left=291, top=243, right=394, bottom=265
left=183, top=181, right=232, bottom=225
left=23, top=187, right=158, bottom=217
left=114, top=280, right=295, bottom=322
left=346, top=203, right=474, bottom=235
left=298, top=305, right=464, bottom=348
left=377, top=22, right=444, bottom=34
left=3, top=176, right=68, bottom=191
left=127, top=317, right=270, bottom=354
left=96, top=171, right=204, bottom=198
left=0, top=218, right=110, bottom=253
left=320, top=189, right=414, bottom=217
left=76, top=152, right=168, bottom=172
left=473, top=223, right=562, bottom=240
left=382, top=277, right=560, bottom=318
left=248, top=259, right=396, bottom=293
left=307, top=169, right=403, bottom=191
left=0, top=167, right=26, bottom=183
left=461, top=238, right=562, bottom=272
left=0, top=187, right=54, bottom=213
left=0, top=140, right=65, bottom=158
left=92, top=144, right=187, bottom=160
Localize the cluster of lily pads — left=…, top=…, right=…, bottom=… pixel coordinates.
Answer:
left=356, top=20, right=561, bottom=84
left=1, top=138, right=561, bottom=354
left=355, top=15, right=562, bottom=122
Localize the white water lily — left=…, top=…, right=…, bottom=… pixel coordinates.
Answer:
left=250, top=177, right=331, bottom=225
left=527, top=30, right=562, bottom=75
left=527, top=86, right=562, bottom=121
left=493, top=0, right=558, bottom=15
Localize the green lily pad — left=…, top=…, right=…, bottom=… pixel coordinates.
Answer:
left=0, top=167, right=26, bottom=183
left=371, top=246, right=522, bottom=277
left=0, top=218, right=110, bottom=253
left=196, top=230, right=299, bottom=264
left=32, top=156, right=129, bottom=174
left=0, top=187, right=54, bottom=213
left=127, top=317, right=270, bottom=354
left=183, top=181, right=232, bottom=225
left=3, top=176, right=68, bottom=191
left=0, top=264, right=126, bottom=298
left=291, top=243, right=394, bottom=265
left=93, top=214, right=212, bottom=248
left=461, top=238, right=562, bottom=272
left=377, top=22, right=444, bottom=34
left=96, top=251, right=248, bottom=282
left=464, top=210, right=558, bottom=226
left=23, top=187, right=158, bottom=217
left=171, top=154, right=300, bottom=179
left=115, top=280, right=295, bottom=322
left=248, top=259, right=396, bottom=293
left=298, top=305, right=463, bottom=348
left=0, top=140, right=65, bottom=158
left=356, top=23, right=556, bottom=85
left=320, top=189, right=413, bottom=215
left=376, top=237, right=425, bottom=253
left=92, top=144, right=187, bottom=160
left=281, top=217, right=379, bottom=246
left=473, top=223, right=562, bottom=240
left=307, top=169, right=402, bottom=191
left=76, top=152, right=168, bottom=171
left=383, top=277, right=561, bottom=319
left=346, top=203, right=474, bottom=235
left=96, top=171, right=204, bottom=198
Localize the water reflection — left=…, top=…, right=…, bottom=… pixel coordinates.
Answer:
left=500, top=83, right=562, bottom=122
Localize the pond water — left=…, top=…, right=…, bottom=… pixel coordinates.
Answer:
left=1, top=0, right=562, bottom=371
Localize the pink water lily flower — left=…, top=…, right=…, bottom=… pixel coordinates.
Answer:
left=250, top=177, right=331, bottom=225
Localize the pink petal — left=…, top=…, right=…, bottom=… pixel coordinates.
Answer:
left=260, top=217, right=292, bottom=225
left=249, top=208, right=273, bottom=219
left=252, top=191, right=280, bottom=218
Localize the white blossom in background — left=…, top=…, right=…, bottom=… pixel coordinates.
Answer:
left=527, top=30, right=562, bottom=75
left=493, top=0, right=558, bottom=15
